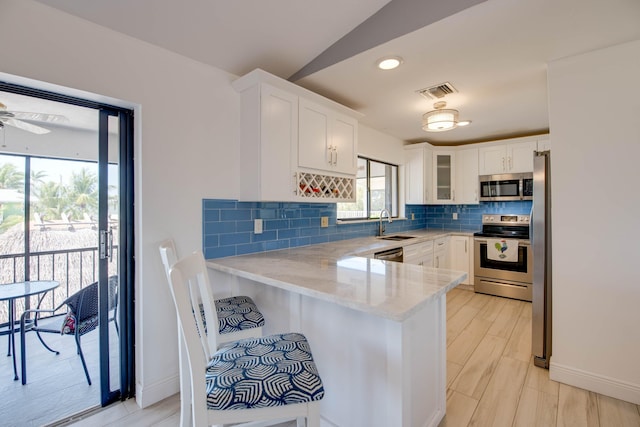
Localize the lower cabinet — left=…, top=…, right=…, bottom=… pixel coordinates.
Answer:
left=403, top=240, right=434, bottom=267
left=434, top=237, right=450, bottom=269
left=449, top=235, right=473, bottom=285
left=403, top=235, right=473, bottom=285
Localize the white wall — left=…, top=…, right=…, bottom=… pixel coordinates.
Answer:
left=0, top=0, right=240, bottom=406
left=358, top=123, right=405, bottom=165
left=547, top=39, right=640, bottom=404
left=0, top=1, right=409, bottom=408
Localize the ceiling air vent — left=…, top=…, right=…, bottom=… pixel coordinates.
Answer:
left=416, top=82, right=457, bottom=100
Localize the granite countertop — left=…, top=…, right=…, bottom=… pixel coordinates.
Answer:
left=206, top=230, right=473, bottom=322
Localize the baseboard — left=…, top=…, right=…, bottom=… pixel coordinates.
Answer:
left=550, top=361, right=640, bottom=405
left=135, top=374, right=180, bottom=408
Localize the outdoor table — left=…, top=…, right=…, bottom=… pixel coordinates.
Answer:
left=0, top=280, right=59, bottom=380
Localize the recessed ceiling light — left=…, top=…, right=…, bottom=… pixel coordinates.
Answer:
left=377, top=56, right=403, bottom=70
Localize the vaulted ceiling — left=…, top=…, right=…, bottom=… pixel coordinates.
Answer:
left=31, top=0, right=640, bottom=144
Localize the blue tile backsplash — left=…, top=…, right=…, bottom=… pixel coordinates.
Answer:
left=202, top=199, right=532, bottom=259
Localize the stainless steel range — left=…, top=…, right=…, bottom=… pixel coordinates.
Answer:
left=474, top=214, right=533, bottom=301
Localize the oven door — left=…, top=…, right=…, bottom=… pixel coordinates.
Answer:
left=474, top=238, right=532, bottom=283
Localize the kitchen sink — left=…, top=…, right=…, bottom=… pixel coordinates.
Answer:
left=377, top=235, right=416, bottom=241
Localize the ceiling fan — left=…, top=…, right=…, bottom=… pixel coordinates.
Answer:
left=0, top=101, right=69, bottom=134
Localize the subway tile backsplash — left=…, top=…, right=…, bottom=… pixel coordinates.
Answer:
left=202, top=199, right=532, bottom=259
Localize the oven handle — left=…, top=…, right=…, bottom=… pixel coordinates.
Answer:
left=474, top=238, right=530, bottom=246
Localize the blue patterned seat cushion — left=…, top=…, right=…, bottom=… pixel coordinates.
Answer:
left=205, top=333, right=325, bottom=410
left=198, top=296, right=265, bottom=335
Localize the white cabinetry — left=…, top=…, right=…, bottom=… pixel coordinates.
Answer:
left=433, top=151, right=455, bottom=203
left=233, top=69, right=360, bottom=202
left=454, top=147, right=479, bottom=204
left=434, top=237, right=449, bottom=269
left=403, top=240, right=434, bottom=267
left=449, top=235, right=473, bottom=285
left=236, top=83, right=298, bottom=201
left=478, top=139, right=537, bottom=175
left=298, top=98, right=357, bottom=175
left=405, top=145, right=479, bottom=205
left=537, top=137, right=551, bottom=151
left=404, top=143, right=433, bottom=204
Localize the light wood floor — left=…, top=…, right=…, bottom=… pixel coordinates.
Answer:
left=64, top=288, right=640, bottom=427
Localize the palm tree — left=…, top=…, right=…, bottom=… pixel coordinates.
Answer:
left=32, top=181, right=68, bottom=220
left=30, top=169, right=48, bottom=188
left=0, top=163, right=24, bottom=190
left=68, top=168, right=98, bottom=218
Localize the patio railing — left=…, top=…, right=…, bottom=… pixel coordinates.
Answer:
left=0, top=246, right=119, bottom=327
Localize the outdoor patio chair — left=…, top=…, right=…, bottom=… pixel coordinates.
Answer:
left=61, top=212, right=75, bottom=231
left=33, top=212, right=49, bottom=231
left=19, top=276, right=119, bottom=385
left=167, top=251, right=324, bottom=426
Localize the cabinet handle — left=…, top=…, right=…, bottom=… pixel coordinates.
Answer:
left=452, top=189, right=455, bottom=201
left=328, top=146, right=333, bottom=165
left=509, top=156, right=513, bottom=170
left=436, top=256, right=439, bottom=268
left=465, top=240, right=467, bottom=253
left=502, top=157, right=506, bottom=172
left=474, top=190, right=478, bottom=201
left=333, top=147, right=338, bottom=166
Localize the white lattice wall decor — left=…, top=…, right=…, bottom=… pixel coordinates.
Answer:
left=295, top=172, right=355, bottom=201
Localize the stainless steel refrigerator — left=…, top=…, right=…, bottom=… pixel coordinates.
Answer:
left=532, top=150, right=552, bottom=368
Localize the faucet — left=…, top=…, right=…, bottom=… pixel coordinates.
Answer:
left=378, top=208, right=392, bottom=236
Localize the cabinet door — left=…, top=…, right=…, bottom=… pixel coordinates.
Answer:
left=455, top=148, right=479, bottom=204
left=421, top=240, right=434, bottom=267
left=478, top=145, right=507, bottom=175
left=434, top=237, right=449, bottom=269
left=331, top=112, right=357, bottom=175
left=508, top=140, right=537, bottom=173
left=298, top=98, right=357, bottom=175
left=298, top=98, right=330, bottom=171
left=450, top=236, right=470, bottom=285
left=262, top=85, right=298, bottom=200
left=433, top=152, right=455, bottom=203
left=404, top=145, right=433, bottom=204
left=403, top=243, right=422, bottom=265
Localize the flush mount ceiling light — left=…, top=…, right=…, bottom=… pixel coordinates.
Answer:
left=377, top=56, right=403, bottom=70
left=422, top=101, right=471, bottom=132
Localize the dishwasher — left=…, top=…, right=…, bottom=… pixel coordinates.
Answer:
left=373, top=247, right=403, bottom=262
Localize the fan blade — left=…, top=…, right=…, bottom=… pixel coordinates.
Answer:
left=12, top=112, right=69, bottom=124
left=2, top=118, right=51, bottom=134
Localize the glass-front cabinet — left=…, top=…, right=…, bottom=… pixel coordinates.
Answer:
left=434, top=151, right=455, bottom=202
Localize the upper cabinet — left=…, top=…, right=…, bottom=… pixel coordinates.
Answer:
left=298, top=98, right=357, bottom=175
left=433, top=151, right=455, bottom=203
left=233, top=69, right=361, bottom=202
left=404, top=144, right=478, bottom=205
left=404, top=143, right=433, bottom=204
left=537, top=137, right=551, bottom=151
left=455, top=147, right=479, bottom=204
left=478, top=138, right=537, bottom=175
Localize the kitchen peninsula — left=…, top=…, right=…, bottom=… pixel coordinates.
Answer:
left=206, top=232, right=467, bottom=427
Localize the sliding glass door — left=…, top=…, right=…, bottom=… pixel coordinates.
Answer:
left=0, top=81, right=134, bottom=420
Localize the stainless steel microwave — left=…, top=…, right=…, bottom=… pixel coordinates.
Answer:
left=479, top=173, right=533, bottom=201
